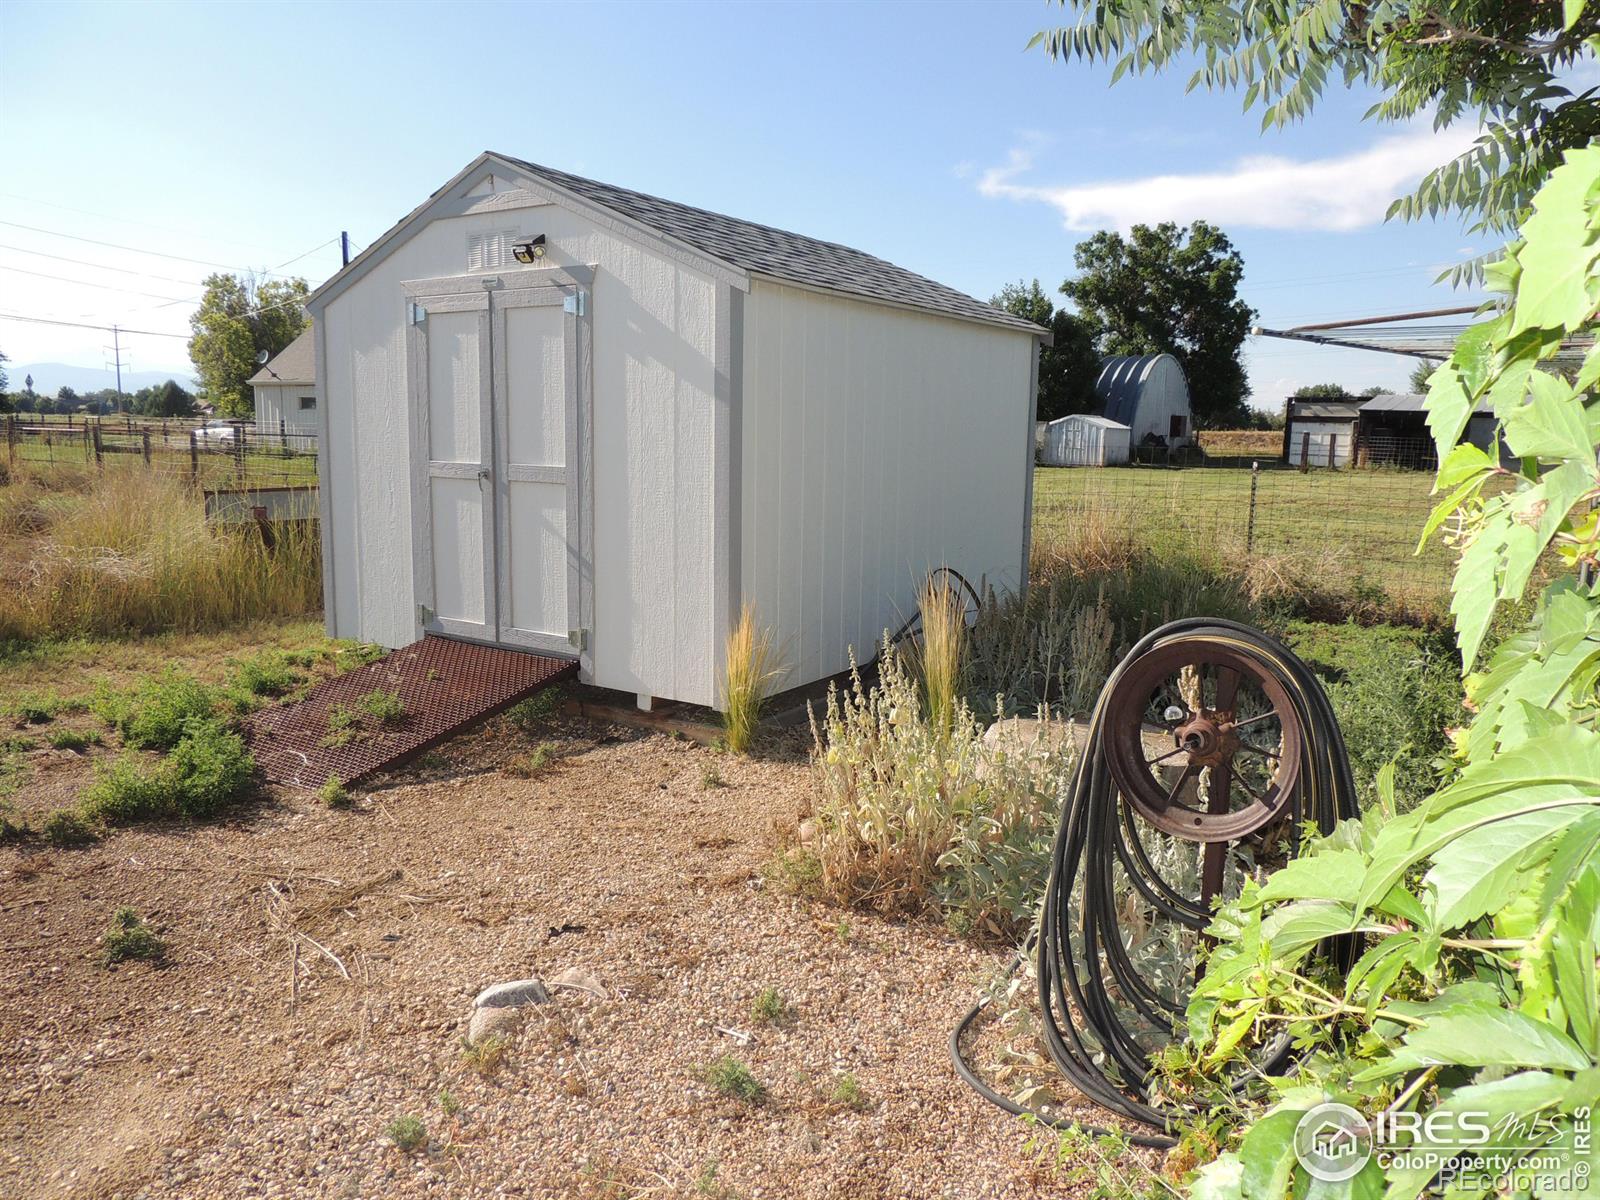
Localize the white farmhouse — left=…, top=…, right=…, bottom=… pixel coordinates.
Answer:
left=305, top=153, right=1048, bottom=710
left=249, top=330, right=319, bottom=439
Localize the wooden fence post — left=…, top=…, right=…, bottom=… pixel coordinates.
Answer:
left=83, top=425, right=91, bottom=463
left=92, top=422, right=103, bottom=469
left=5, top=414, right=14, bottom=467
left=141, top=429, right=151, bottom=466
left=1299, top=431, right=1310, bottom=473
left=189, top=430, right=199, bottom=485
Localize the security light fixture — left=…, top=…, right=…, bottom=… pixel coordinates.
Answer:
left=511, top=234, right=547, bottom=264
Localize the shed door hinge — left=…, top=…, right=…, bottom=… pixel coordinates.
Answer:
left=568, top=628, right=588, bottom=651
left=563, top=290, right=587, bottom=317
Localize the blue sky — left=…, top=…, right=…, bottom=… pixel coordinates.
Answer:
left=1, top=0, right=1497, bottom=408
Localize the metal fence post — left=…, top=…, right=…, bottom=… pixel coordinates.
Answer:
left=234, top=425, right=245, bottom=479
left=279, top=416, right=288, bottom=454
left=1245, top=461, right=1260, bottom=558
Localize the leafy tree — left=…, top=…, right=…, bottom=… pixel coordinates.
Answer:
left=1409, top=359, right=1441, bottom=392
left=56, top=385, right=79, bottom=409
left=188, top=273, right=308, bottom=417
left=1290, top=382, right=1354, bottom=400
left=1033, top=1, right=1600, bottom=237
left=130, top=379, right=197, bottom=418
left=1061, top=221, right=1256, bottom=427
left=990, top=278, right=1102, bottom=421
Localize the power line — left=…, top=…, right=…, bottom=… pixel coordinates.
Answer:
left=0, top=218, right=311, bottom=280
left=0, top=242, right=206, bottom=286
left=0, top=312, right=191, bottom=339
left=0, top=191, right=286, bottom=256
left=0, top=263, right=196, bottom=303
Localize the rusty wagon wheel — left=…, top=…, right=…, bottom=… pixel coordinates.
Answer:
left=1102, top=636, right=1304, bottom=904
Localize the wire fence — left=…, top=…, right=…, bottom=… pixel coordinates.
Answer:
left=3, top=413, right=317, bottom=489
left=1032, top=443, right=1461, bottom=614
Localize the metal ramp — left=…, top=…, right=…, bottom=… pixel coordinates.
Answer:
left=243, top=636, right=577, bottom=788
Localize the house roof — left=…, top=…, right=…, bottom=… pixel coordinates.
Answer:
left=1288, top=399, right=1364, bottom=420
left=248, top=329, right=315, bottom=386
left=1361, top=392, right=1492, bottom=415
left=1049, top=413, right=1129, bottom=430
left=309, top=152, right=1047, bottom=339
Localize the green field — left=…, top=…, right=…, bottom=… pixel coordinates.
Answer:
left=1031, top=464, right=1456, bottom=611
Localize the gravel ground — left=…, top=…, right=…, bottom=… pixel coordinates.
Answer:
left=0, top=709, right=1082, bottom=1199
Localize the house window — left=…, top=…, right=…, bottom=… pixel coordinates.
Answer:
left=467, top=230, right=518, bottom=272
left=1169, top=415, right=1186, bottom=439
left=298, top=396, right=317, bottom=412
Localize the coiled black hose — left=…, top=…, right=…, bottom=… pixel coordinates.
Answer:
left=951, top=618, right=1358, bottom=1147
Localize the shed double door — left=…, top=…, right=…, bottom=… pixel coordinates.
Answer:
left=407, top=277, right=587, bottom=658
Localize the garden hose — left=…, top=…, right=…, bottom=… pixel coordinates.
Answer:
left=951, top=618, right=1359, bottom=1147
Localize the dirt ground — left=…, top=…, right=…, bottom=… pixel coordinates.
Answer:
left=0, top=701, right=1083, bottom=1199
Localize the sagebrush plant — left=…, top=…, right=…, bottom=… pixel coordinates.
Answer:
left=721, top=603, right=782, bottom=754
left=804, top=643, right=1073, bottom=939
left=0, top=469, right=321, bottom=643
left=1165, top=146, right=1600, bottom=1200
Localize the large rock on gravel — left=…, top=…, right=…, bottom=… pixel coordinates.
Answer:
left=472, top=978, right=550, bottom=1009
left=466, top=1004, right=523, bottom=1046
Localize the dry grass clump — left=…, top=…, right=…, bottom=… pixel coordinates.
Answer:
left=1030, top=506, right=1143, bottom=578
left=720, top=603, right=782, bottom=754
left=0, top=468, right=320, bottom=643
left=910, top=577, right=965, bottom=738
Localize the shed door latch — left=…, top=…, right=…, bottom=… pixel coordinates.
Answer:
left=562, top=290, right=587, bottom=317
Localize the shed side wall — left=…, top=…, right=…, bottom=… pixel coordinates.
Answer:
left=739, top=280, right=1033, bottom=690
left=320, top=195, right=720, bottom=706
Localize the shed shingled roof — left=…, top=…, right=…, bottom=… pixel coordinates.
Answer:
left=248, top=329, right=315, bottom=386
left=496, top=155, right=1045, bottom=337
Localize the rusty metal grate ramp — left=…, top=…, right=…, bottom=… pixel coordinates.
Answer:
left=243, top=636, right=577, bottom=789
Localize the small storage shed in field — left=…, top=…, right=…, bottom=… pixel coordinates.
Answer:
left=249, top=330, right=319, bottom=438
left=1040, top=413, right=1131, bottom=466
left=1095, top=354, right=1193, bottom=448
left=305, top=152, right=1048, bottom=710
left=1282, top=396, right=1362, bottom=467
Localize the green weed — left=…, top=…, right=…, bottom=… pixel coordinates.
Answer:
left=46, top=728, right=99, bottom=752
left=385, top=1114, right=427, bottom=1152
left=94, top=672, right=217, bottom=750
left=318, top=775, right=350, bottom=809
left=42, top=808, right=97, bottom=846
left=750, top=987, right=792, bottom=1027
left=101, top=907, right=163, bottom=966
left=830, top=1073, right=869, bottom=1112
left=504, top=743, right=556, bottom=778
left=698, top=1055, right=765, bottom=1104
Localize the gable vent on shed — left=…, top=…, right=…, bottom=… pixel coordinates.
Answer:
left=467, top=229, right=518, bottom=272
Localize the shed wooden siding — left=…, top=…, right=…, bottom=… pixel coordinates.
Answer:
left=738, top=280, right=1033, bottom=688
left=253, top=382, right=318, bottom=436
left=320, top=194, right=722, bottom=706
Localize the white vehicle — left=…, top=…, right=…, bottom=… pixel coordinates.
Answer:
left=194, top=420, right=240, bottom=442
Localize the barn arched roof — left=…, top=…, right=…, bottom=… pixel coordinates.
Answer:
left=1094, top=354, right=1183, bottom=426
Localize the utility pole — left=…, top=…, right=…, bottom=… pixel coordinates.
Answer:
left=104, top=326, right=129, bottom=413
left=340, top=231, right=351, bottom=267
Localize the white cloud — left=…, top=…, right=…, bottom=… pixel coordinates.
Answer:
left=977, top=126, right=1480, bottom=233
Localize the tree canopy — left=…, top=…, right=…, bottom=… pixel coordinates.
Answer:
left=131, top=379, right=197, bottom=418
left=1032, top=1, right=1600, bottom=238
left=188, top=274, right=309, bottom=417
left=989, top=279, right=1102, bottom=421
left=1062, top=221, right=1256, bottom=427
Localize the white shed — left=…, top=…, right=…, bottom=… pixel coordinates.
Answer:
left=305, top=153, right=1047, bottom=710
left=249, top=330, right=319, bottom=438
left=1040, top=413, right=1131, bottom=466
left=1095, top=354, right=1194, bottom=449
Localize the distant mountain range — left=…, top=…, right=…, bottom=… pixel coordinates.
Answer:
left=8, top=362, right=198, bottom=397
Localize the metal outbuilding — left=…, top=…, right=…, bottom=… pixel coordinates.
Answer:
left=1095, top=354, right=1194, bottom=449
left=303, top=152, right=1049, bottom=710
left=1040, top=413, right=1132, bottom=466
